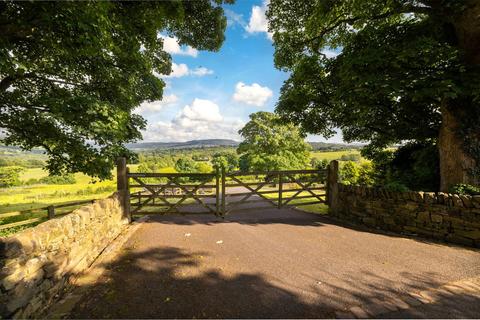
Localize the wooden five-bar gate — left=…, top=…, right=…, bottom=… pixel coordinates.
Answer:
left=116, top=158, right=338, bottom=217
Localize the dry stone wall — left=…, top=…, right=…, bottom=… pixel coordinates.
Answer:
left=0, top=193, right=129, bottom=318
left=332, top=184, right=480, bottom=248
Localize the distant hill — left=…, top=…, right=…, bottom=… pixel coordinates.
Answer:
left=125, top=139, right=240, bottom=150
left=308, top=142, right=365, bottom=151
left=125, top=139, right=364, bottom=151
left=1, top=139, right=365, bottom=155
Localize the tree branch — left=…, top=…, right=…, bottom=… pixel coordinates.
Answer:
left=300, top=5, right=433, bottom=49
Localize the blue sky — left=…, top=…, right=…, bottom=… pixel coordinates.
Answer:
left=137, top=0, right=343, bottom=143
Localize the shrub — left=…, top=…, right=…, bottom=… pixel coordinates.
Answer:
left=0, top=166, right=25, bottom=187
left=311, top=158, right=329, bottom=170
left=449, top=184, right=480, bottom=195
left=357, top=162, right=375, bottom=186
left=367, top=141, right=439, bottom=191
left=340, top=153, right=361, bottom=162
left=340, top=161, right=375, bottom=186
left=340, top=161, right=359, bottom=185
left=384, top=181, right=410, bottom=192
left=39, top=174, right=76, bottom=185
left=25, top=178, right=39, bottom=185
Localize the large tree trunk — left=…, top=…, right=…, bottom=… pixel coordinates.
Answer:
left=438, top=102, right=477, bottom=191
left=438, top=1, right=480, bottom=191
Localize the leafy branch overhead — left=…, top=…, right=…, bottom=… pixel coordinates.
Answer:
left=0, top=1, right=230, bottom=179
left=267, top=0, right=480, bottom=190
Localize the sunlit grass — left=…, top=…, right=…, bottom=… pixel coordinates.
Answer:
left=262, top=189, right=329, bottom=215
left=311, top=149, right=363, bottom=161
left=0, top=167, right=129, bottom=214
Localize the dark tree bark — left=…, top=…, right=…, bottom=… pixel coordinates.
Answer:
left=439, top=0, right=480, bottom=191
left=438, top=102, right=477, bottom=191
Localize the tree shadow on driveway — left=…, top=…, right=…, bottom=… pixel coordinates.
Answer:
left=69, top=246, right=337, bottom=318
left=68, top=244, right=480, bottom=319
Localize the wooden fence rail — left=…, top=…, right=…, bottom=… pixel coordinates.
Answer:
left=0, top=199, right=97, bottom=231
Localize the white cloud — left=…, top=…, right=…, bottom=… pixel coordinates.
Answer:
left=233, top=82, right=273, bottom=107
left=163, top=63, right=213, bottom=78
left=142, top=98, right=244, bottom=142
left=176, top=98, right=223, bottom=123
left=225, top=9, right=246, bottom=28
left=321, top=48, right=340, bottom=58
left=160, top=35, right=198, bottom=57
left=245, top=0, right=273, bottom=40
left=167, top=63, right=190, bottom=78
left=134, top=94, right=178, bottom=115
left=191, top=67, right=214, bottom=77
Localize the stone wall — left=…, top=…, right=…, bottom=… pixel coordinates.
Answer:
left=0, top=193, right=129, bottom=318
left=332, top=184, right=480, bottom=248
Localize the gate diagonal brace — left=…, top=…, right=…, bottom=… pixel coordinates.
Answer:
left=168, top=178, right=216, bottom=214
left=282, top=174, right=323, bottom=206
left=132, top=177, right=176, bottom=214
left=225, top=175, right=277, bottom=213
left=131, top=177, right=174, bottom=213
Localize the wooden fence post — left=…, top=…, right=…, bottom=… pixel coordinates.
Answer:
left=47, top=206, right=55, bottom=219
left=215, top=167, right=220, bottom=215
left=327, top=160, right=339, bottom=214
left=221, top=166, right=226, bottom=216
left=117, top=157, right=131, bottom=221
left=278, top=172, right=283, bottom=208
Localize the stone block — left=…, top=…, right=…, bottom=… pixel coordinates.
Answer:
left=0, top=258, right=21, bottom=278
left=2, top=231, right=36, bottom=258
left=445, top=234, right=474, bottom=246
left=459, top=195, right=473, bottom=208
left=416, top=211, right=430, bottom=223
left=415, top=191, right=424, bottom=202
left=431, top=214, right=443, bottom=223
left=424, top=192, right=436, bottom=204
left=455, top=229, right=480, bottom=240
left=472, top=196, right=480, bottom=208
left=1, top=269, right=26, bottom=291
left=7, top=282, right=38, bottom=313
left=437, top=192, right=446, bottom=204
left=451, top=194, right=464, bottom=207
left=362, top=217, right=377, bottom=227
left=383, top=216, right=395, bottom=225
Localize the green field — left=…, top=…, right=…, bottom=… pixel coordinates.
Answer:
left=311, top=149, right=363, bottom=161
left=2, top=171, right=115, bottom=214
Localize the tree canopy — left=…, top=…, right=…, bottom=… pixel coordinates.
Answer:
left=212, top=151, right=239, bottom=172
left=0, top=1, right=230, bottom=179
left=237, top=112, right=311, bottom=171
left=267, top=0, right=480, bottom=190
